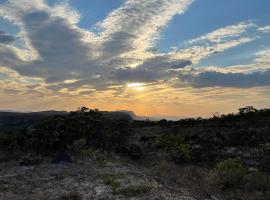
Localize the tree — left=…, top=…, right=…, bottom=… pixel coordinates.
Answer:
left=238, top=106, right=257, bottom=115
left=77, top=106, right=89, bottom=113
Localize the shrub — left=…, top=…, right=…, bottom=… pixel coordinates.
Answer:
left=117, top=183, right=152, bottom=196
left=127, top=144, right=143, bottom=160
left=171, top=144, right=191, bottom=163
left=72, top=138, right=92, bottom=160
left=156, top=133, right=191, bottom=163
left=243, top=169, right=270, bottom=192
left=156, top=133, right=184, bottom=151
left=101, top=174, right=120, bottom=194
left=215, top=158, right=245, bottom=188
left=96, top=154, right=109, bottom=167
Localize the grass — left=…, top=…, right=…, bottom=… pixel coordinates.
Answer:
left=100, top=174, right=152, bottom=196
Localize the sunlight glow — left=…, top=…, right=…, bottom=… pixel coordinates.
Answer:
left=127, top=83, right=145, bottom=87
left=127, top=83, right=146, bottom=91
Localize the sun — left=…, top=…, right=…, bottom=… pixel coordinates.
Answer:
left=127, top=83, right=146, bottom=91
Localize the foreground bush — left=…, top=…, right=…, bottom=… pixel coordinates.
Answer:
left=215, top=158, right=245, bottom=188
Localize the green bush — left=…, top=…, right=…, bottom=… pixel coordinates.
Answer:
left=156, top=133, right=184, bottom=151
left=117, top=183, right=152, bottom=196
left=156, top=133, right=191, bottom=163
left=171, top=143, right=191, bottom=163
left=215, top=158, right=245, bottom=188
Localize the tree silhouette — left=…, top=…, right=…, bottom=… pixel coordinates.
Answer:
left=238, top=106, right=257, bottom=115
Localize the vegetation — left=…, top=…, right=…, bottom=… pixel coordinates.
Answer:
left=215, top=158, right=245, bottom=188
left=0, top=108, right=132, bottom=157
left=101, top=174, right=120, bottom=194
left=117, top=183, right=152, bottom=196
left=72, top=138, right=92, bottom=160
left=156, top=133, right=191, bottom=163
left=1, top=106, right=270, bottom=199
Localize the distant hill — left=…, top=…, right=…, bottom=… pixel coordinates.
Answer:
left=0, top=111, right=68, bottom=132
left=0, top=109, right=186, bottom=133
left=101, top=111, right=134, bottom=121
left=0, top=110, right=136, bottom=132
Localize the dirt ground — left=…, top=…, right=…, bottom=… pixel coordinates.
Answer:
left=0, top=158, right=200, bottom=200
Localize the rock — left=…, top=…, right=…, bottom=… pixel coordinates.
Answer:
left=226, top=147, right=237, bottom=155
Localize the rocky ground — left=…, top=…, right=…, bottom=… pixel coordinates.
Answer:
left=0, top=157, right=202, bottom=200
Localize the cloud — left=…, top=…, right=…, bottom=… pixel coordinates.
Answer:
left=257, top=25, right=270, bottom=33
left=0, top=1, right=99, bottom=82
left=173, top=22, right=257, bottom=64
left=110, top=55, right=193, bottom=83
left=175, top=49, right=270, bottom=88
left=178, top=70, right=270, bottom=88
left=0, top=31, right=15, bottom=44
left=0, top=0, right=269, bottom=96
left=108, top=21, right=257, bottom=84
left=0, top=0, right=194, bottom=89
left=186, top=22, right=255, bottom=45
left=255, top=50, right=270, bottom=64
left=97, top=0, right=193, bottom=58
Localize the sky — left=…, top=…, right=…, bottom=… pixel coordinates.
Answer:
left=0, top=0, right=270, bottom=118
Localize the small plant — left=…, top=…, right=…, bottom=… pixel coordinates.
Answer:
left=117, top=183, right=152, bottom=196
left=101, top=174, right=120, bottom=194
left=111, top=181, right=120, bottom=194
left=215, top=158, right=245, bottom=188
left=97, top=155, right=109, bottom=167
